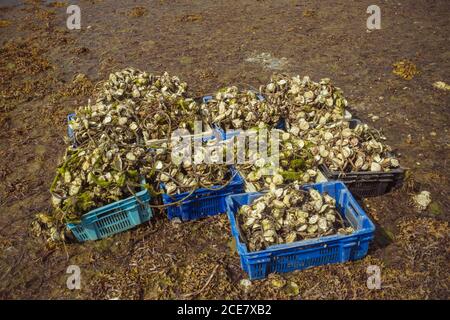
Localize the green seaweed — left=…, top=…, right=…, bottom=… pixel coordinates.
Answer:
left=90, top=173, right=113, bottom=188
left=281, top=170, right=304, bottom=181
left=77, top=191, right=95, bottom=212
left=116, top=173, right=126, bottom=187
left=50, top=149, right=82, bottom=192
left=290, top=158, right=306, bottom=170
left=128, top=169, right=138, bottom=178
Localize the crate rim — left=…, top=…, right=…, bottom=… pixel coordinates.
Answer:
left=319, top=163, right=405, bottom=178
left=160, top=166, right=243, bottom=203
left=65, top=178, right=152, bottom=242
left=67, top=177, right=148, bottom=223
left=81, top=187, right=148, bottom=221
left=226, top=181, right=375, bottom=257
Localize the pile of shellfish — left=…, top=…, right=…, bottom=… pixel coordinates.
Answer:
left=50, top=140, right=150, bottom=221
left=200, top=86, right=282, bottom=130
left=260, top=74, right=348, bottom=132
left=297, top=121, right=400, bottom=172
left=236, top=130, right=317, bottom=191
left=238, top=185, right=354, bottom=251
left=69, top=68, right=202, bottom=146
left=156, top=138, right=235, bottom=196
left=159, top=162, right=234, bottom=196
left=43, top=67, right=402, bottom=244
left=99, top=68, right=188, bottom=104
left=52, top=68, right=205, bottom=220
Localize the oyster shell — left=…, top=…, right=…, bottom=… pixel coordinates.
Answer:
left=237, top=185, right=352, bottom=251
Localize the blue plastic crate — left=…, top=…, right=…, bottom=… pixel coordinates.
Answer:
left=67, top=180, right=153, bottom=242
left=202, top=95, right=213, bottom=104
left=226, top=181, right=375, bottom=280
left=67, top=113, right=76, bottom=145
left=274, top=118, right=286, bottom=130
left=161, top=167, right=245, bottom=221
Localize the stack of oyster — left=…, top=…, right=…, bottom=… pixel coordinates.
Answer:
left=200, top=86, right=282, bottom=130
left=50, top=142, right=147, bottom=221
left=52, top=69, right=204, bottom=222
left=238, top=185, right=354, bottom=251
left=261, top=74, right=348, bottom=133
left=41, top=68, right=402, bottom=246
left=70, top=68, right=202, bottom=146
left=236, top=130, right=317, bottom=192
left=299, top=121, right=400, bottom=172
left=157, top=138, right=234, bottom=196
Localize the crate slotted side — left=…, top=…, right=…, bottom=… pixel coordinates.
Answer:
left=161, top=168, right=245, bottom=221
left=160, top=126, right=245, bottom=221
left=226, top=181, right=375, bottom=280
left=67, top=182, right=152, bottom=242
left=66, top=114, right=155, bottom=241
left=318, top=118, right=405, bottom=198
left=319, top=164, right=405, bottom=198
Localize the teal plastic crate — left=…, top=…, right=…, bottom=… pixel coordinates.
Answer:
left=226, top=181, right=375, bottom=279
left=67, top=181, right=152, bottom=242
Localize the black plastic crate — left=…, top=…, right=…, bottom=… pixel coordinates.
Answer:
left=319, top=118, right=404, bottom=198
left=319, top=164, right=405, bottom=198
